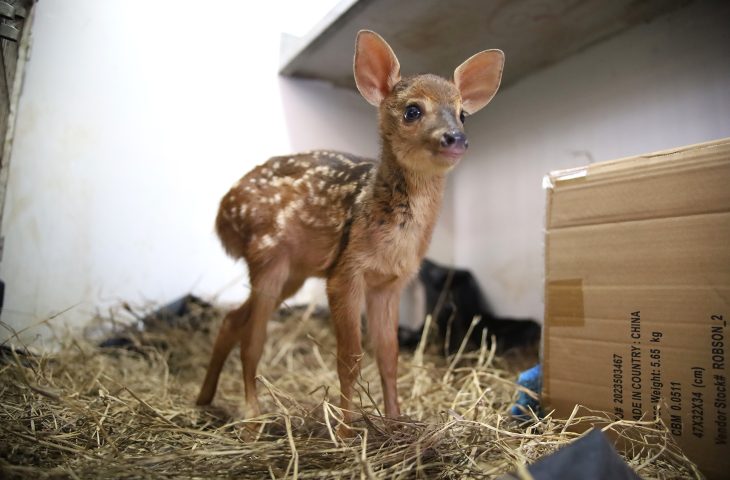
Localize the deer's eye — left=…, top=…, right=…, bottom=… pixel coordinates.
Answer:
left=459, top=111, right=466, bottom=124
left=404, top=104, right=422, bottom=122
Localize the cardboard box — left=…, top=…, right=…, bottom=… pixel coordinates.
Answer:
left=543, top=138, right=730, bottom=479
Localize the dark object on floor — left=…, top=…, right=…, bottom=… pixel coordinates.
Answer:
left=401, top=259, right=541, bottom=359
left=98, top=335, right=148, bottom=356
left=0, top=279, right=4, bottom=315
left=0, top=345, right=36, bottom=366
left=142, top=294, right=214, bottom=330
left=100, top=295, right=215, bottom=353
left=500, top=429, right=642, bottom=480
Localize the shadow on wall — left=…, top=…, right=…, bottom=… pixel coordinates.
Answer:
left=277, top=76, right=378, bottom=157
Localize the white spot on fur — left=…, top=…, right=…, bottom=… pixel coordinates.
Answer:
left=259, top=234, right=277, bottom=249
left=314, top=166, right=335, bottom=177
left=355, top=186, right=369, bottom=204
left=275, top=198, right=304, bottom=231
left=301, top=211, right=323, bottom=227
left=270, top=176, right=293, bottom=188
left=341, top=183, right=357, bottom=194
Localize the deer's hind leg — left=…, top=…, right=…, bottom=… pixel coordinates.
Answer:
left=197, top=300, right=252, bottom=406
left=237, top=258, right=297, bottom=416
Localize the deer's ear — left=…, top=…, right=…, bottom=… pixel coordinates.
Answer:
left=454, top=49, right=504, bottom=114
left=354, top=30, right=401, bottom=107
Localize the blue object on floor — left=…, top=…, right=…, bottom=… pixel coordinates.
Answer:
left=511, top=363, right=542, bottom=419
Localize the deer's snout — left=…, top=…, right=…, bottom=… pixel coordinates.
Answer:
left=440, top=130, right=468, bottom=155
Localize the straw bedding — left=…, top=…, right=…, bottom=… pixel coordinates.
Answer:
left=0, top=301, right=701, bottom=479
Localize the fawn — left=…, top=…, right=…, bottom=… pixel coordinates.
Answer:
left=196, top=30, right=504, bottom=432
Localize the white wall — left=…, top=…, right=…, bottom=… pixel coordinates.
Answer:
left=0, top=0, right=387, bottom=344
left=454, top=0, right=730, bottom=322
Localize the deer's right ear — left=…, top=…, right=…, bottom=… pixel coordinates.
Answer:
left=354, top=30, right=401, bottom=107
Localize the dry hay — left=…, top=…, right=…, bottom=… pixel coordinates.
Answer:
left=0, top=301, right=701, bottom=479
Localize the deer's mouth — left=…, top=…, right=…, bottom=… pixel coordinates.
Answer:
left=438, top=146, right=466, bottom=164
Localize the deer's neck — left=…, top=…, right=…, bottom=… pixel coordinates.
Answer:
left=367, top=144, right=445, bottom=229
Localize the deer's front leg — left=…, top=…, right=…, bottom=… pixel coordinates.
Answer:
left=327, top=273, right=365, bottom=430
left=365, top=282, right=403, bottom=418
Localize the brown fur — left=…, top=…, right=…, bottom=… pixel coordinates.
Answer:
left=197, top=31, right=504, bottom=434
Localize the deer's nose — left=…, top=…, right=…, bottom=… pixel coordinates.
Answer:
left=440, top=130, right=468, bottom=151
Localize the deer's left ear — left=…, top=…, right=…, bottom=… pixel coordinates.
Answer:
left=454, top=50, right=504, bottom=114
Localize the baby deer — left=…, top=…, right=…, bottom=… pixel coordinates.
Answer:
left=197, top=30, right=504, bottom=431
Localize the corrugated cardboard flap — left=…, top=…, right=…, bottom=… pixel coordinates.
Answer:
left=546, top=138, right=730, bottom=229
